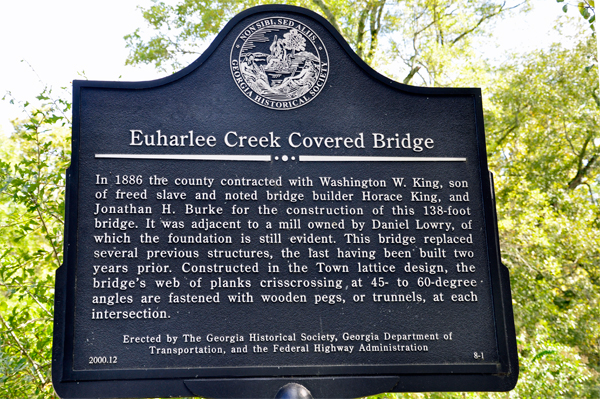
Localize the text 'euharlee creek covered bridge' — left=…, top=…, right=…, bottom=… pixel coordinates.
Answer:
left=52, top=4, right=518, bottom=399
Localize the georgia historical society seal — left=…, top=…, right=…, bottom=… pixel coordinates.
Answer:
left=230, top=17, right=329, bottom=110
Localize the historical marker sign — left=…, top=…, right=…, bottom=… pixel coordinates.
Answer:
left=52, top=5, right=518, bottom=399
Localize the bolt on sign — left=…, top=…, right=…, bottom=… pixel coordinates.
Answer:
left=52, top=5, right=518, bottom=399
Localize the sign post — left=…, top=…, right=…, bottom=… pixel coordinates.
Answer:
left=53, top=5, right=518, bottom=398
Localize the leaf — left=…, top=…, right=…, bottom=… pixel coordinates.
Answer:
left=532, top=349, right=557, bottom=362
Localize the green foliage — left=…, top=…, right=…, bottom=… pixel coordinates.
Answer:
left=0, top=88, right=71, bottom=398
left=124, top=0, right=524, bottom=85
left=1, top=2, right=598, bottom=398
left=485, top=31, right=600, bottom=396
left=557, top=0, right=595, bottom=32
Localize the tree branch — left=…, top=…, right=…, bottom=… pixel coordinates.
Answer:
left=568, top=134, right=597, bottom=189
left=367, top=0, right=385, bottom=61
left=403, top=66, right=421, bottom=84
left=311, top=0, right=342, bottom=33
left=0, top=312, right=47, bottom=386
left=450, top=2, right=509, bottom=46
left=356, top=3, right=371, bottom=58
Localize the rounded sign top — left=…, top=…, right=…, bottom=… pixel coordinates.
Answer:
left=230, top=17, right=329, bottom=110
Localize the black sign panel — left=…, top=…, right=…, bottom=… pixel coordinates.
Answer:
left=52, top=5, right=518, bottom=398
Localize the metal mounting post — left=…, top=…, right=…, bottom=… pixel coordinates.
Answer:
left=275, top=383, right=314, bottom=399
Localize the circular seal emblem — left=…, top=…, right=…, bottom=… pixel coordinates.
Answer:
left=230, top=17, right=329, bottom=110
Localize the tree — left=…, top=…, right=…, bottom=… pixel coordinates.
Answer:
left=0, top=89, right=70, bottom=398
left=282, top=28, right=306, bottom=56
left=124, top=0, right=526, bottom=85
left=484, top=29, right=599, bottom=396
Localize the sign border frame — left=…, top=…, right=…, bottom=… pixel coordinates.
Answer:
left=52, top=4, right=518, bottom=398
